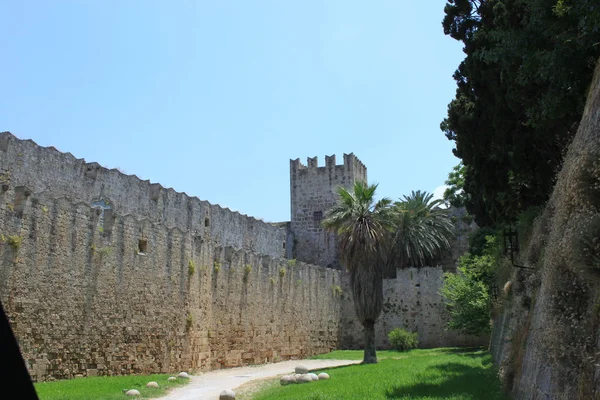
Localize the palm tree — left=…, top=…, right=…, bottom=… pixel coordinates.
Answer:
left=391, top=190, right=454, bottom=269
left=322, top=181, right=393, bottom=364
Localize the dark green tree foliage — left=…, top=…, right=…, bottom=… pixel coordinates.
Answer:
left=441, top=235, right=500, bottom=335
left=441, top=0, right=600, bottom=226
left=443, top=163, right=468, bottom=208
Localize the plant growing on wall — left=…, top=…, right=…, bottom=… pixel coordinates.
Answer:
left=279, top=267, right=286, bottom=278
left=188, top=260, right=196, bottom=275
left=243, top=264, right=252, bottom=282
left=213, top=261, right=221, bottom=273
left=7, top=235, right=22, bottom=252
left=331, top=285, right=343, bottom=297
left=287, top=259, right=297, bottom=268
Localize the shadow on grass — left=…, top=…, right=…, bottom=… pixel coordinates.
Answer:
left=386, top=362, right=504, bottom=400
left=430, top=346, right=486, bottom=353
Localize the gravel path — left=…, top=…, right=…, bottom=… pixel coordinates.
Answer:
left=159, top=359, right=361, bottom=400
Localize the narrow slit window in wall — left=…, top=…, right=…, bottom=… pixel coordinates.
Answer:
left=138, top=239, right=148, bottom=254
left=313, top=210, right=323, bottom=228
left=313, top=211, right=323, bottom=221
left=205, top=218, right=210, bottom=227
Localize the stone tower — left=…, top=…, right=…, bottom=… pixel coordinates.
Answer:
left=289, top=153, right=367, bottom=268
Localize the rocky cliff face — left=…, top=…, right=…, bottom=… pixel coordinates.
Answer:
left=490, top=57, right=600, bottom=399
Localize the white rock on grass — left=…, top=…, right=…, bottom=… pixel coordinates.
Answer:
left=318, top=373, right=330, bottom=380
left=307, top=373, right=319, bottom=381
left=178, top=372, right=190, bottom=379
left=125, top=389, right=141, bottom=396
left=167, top=376, right=177, bottom=382
left=295, top=364, right=308, bottom=374
left=280, top=375, right=292, bottom=386
left=146, top=381, right=159, bottom=388
left=288, top=374, right=297, bottom=383
left=219, top=389, right=236, bottom=399
left=296, top=374, right=312, bottom=384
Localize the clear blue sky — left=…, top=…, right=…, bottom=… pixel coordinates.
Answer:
left=1, top=1, right=463, bottom=222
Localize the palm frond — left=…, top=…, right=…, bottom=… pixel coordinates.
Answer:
left=391, top=190, right=454, bottom=268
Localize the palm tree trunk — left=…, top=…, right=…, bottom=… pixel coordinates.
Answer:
left=362, top=321, right=378, bottom=364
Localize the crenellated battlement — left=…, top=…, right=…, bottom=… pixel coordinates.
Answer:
left=289, top=152, right=368, bottom=268
left=289, top=153, right=367, bottom=179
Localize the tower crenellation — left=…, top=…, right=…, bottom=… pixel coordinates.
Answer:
left=289, top=153, right=367, bottom=268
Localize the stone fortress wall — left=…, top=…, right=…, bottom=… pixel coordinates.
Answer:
left=0, top=132, right=486, bottom=382
left=289, top=155, right=486, bottom=350
left=0, top=132, right=342, bottom=381
left=289, top=154, right=367, bottom=268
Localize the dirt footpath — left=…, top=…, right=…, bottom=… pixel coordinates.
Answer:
left=159, top=359, right=361, bottom=400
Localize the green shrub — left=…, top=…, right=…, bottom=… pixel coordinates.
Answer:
left=243, top=264, right=252, bottom=282
left=7, top=235, right=22, bottom=251
left=468, top=227, right=497, bottom=256
left=442, top=267, right=491, bottom=335
left=441, top=234, right=504, bottom=335
left=388, top=328, right=419, bottom=351
left=331, top=285, right=343, bottom=297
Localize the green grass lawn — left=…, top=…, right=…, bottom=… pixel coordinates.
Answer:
left=253, top=348, right=506, bottom=400
left=34, top=374, right=189, bottom=400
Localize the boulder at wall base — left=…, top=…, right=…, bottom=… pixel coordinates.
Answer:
left=178, top=372, right=190, bottom=379
left=280, top=375, right=292, bottom=386
left=219, top=389, right=236, bottom=399
left=296, top=374, right=313, bottom=384
left=125, top=389, right=141, bottom=396
left=295, top=364, right=308, bottom=374
left=318, top=373, right=330, bottom=380
left=167, top=377, right=177, bottom=382
left=146, top=381, right=159, bottom=388
left=307, top=373, right=319, bottom=381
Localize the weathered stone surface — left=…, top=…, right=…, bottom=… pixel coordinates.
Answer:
left=125, top=389, right=141, bottom=396
left=307, top=373, right=319, bottom=381
left=0, top=134, right=343, bottom=382
left=290, top=154, right=367, bottom=267
left=177, top=372, right=189, bottom=379
left=340, top=266, right=489, bottom=350
left=280, top=375, right=291, bottom=386
left=219, top=389, right=236, bottom=399
left=294, top=364, right=308, bottom=374
left=296, top=374, right=312, bottom=384
left=317, top=372, right=330, bottom=380
left=0, top=133, right=482, bottom=385
left=489, top=57, right=600, bottom=400
left=167, top=376, right=176, bottom=381
left=146, top=381, right=159, bottom=388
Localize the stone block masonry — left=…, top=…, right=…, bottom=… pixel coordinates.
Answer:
left=289, top=154, right=367, bottom=268
left=340, top=267, right=489, bottom=350
left=0, top=132, right=342, bottom=381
